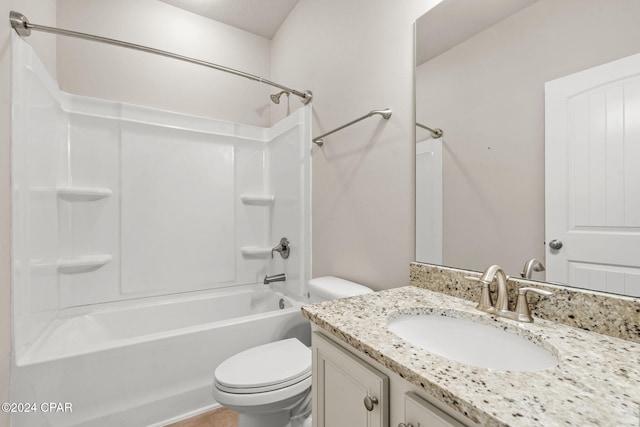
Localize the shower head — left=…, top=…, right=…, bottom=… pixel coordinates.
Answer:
left=270, top=91, right=290, bottom=104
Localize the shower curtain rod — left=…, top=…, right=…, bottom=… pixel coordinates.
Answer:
left=9, top=11, right=313, bottom=105
left=416, top=122, right=443, bottom=138
left=312, top=108, right=392, bottom=147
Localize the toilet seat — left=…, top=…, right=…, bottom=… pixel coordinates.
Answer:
left=213, top=376, right=312, bottom=409
left=214, top=338, right=311, bottom=394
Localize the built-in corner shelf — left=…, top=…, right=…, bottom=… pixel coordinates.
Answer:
left=240, top=194, right=275, bottom=206
left=57, top=186, right=113, bottom=202
left=57, top=254, right=112, bottom=274
left=240, top=247, right=272, bottom=259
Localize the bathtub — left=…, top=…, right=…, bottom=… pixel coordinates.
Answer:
left=12, top=285, right=311, bottom=427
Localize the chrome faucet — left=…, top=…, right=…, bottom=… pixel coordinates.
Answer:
left=468, top=264, right=553, bottom=322
left=264, top=273, right=286, bottom=285
left=520, top=258, right=545, bottom=279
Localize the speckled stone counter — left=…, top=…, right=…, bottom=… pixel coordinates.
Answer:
left=302, top=286, right=640, bottom=427
left=410, top=263, right=640, bottom=344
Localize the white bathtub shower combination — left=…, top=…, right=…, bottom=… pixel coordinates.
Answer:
left=11, top=34, right=312, bottom=426
left=13, top=286, right=310, bottom=427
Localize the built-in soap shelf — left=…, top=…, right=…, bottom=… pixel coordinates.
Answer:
left=57, top=186, right=112, bottom=201
left=240, top=194, right=275, bottom=206
left=57, top=254, right=112, bottom=274
left=240, top=247, right=272, bottom=259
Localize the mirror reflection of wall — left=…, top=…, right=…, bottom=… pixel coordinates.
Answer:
left=415, top=0, right=640, bottom=291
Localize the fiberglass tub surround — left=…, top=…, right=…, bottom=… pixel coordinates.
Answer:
left=11, top=34, right=312, bottom=426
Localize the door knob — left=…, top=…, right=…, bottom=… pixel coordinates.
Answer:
left=363, top=395, right=378, bottom=411
left=549, top=239, right=563, bottom=250
left=398, top=424, right=415, bottom=427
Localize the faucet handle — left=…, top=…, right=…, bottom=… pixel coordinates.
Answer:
left=520, top=258, right=545, bottom=279
left=465, top=276, right=495, bottom=314
left=515, top=287, right=553, bottom=322
left=271, top=237, right=290, bottom=259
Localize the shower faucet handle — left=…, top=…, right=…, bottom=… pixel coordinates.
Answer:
left=271, top=237, right=290, bottom=259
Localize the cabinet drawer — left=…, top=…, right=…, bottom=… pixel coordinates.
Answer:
left=403, top=392, right=467, bottom=427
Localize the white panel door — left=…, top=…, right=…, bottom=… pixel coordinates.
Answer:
left=545, top=53, right=640, bottom=296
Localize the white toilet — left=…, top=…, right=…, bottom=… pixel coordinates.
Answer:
left=212, top=276, right=373, bottom=427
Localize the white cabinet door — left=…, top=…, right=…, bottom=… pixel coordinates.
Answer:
left=402, top=392, right=467, bottom=427
left=313, top=332, right=388, bottom=427
left=545, top=52, right=640, bottom=296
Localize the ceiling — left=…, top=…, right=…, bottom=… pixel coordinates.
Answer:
left=159, top=0, right=300, bottom=39
left=416, top=0, right=539, bottom=65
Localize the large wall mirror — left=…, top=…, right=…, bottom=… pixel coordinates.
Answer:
left=415, top=0, right=640, bottom=296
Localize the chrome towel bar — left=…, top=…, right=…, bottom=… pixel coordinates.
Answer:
left=9, top=11, right=313, bottom=105
left=312, top=109, right=392, bottom=147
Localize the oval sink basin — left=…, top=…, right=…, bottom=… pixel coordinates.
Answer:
left=387, top=314, right=558, bottom=372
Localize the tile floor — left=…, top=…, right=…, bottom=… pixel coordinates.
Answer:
left=166, top=407, right=238, bottom=427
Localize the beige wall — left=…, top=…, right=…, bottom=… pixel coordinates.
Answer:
left=271, top=0, right=440, bottom=291
left=1, top=4, right=57, bottom=426
left=416, top=0, right=640, bottom=277
left=57, top=0, right=272, bottom=127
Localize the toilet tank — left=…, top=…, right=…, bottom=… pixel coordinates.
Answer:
left=308, top=276, right=373, bottom=303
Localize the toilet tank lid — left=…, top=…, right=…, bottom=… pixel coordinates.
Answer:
left=308, top=276, right=373, bottom=300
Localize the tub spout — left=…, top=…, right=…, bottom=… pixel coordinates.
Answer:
left=264, top=273, right=286, bottom=284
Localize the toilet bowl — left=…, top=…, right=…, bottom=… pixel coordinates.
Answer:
left=212, top=276, right=373, bottom=427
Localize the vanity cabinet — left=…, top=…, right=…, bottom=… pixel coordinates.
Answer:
left=312, top=331, right=389, bottom=427
left=312, top=331, right=475, bottom=427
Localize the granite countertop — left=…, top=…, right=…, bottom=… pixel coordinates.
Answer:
left=302, top=286, right=640, bottom=427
